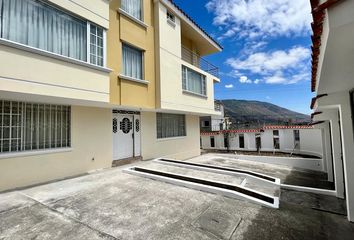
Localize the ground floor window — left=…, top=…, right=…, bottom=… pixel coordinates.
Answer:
left=294, top=130, right=300, bottom=150
left=157, top=113, right=186, bottom=139
left=273, top=130, right=280, bottom=149
left=210, top=136, right=215, bottom=147
left=239, top=134, right=245, bottom=148
left=0, top=100, right=71, bottom=153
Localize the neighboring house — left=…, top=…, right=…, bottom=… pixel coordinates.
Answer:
left=200, top=101, right=226, bottom=131
left=201, top=126, right=323, bottom=157
left=0, top=0, right=222, bottom=191
left=309, top=0, right=354, bottom=222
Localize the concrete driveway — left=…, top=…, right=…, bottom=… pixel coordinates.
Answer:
left=1, top=155, right=353, bottom=240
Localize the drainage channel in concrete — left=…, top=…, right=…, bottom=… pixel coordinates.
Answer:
left=123, top=166, right=279, bottom=208
left=154, top=158, right=280, bottom=184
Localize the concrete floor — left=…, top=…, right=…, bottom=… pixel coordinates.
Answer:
left=0, top=154, right=353, bottom=240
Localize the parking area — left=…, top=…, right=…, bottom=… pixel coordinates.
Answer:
left=0, top=154, right=353, bottom=240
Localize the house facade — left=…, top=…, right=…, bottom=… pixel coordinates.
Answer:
left=0, top=0, right=221, bottom=191
left=309, top=0, right=354, bottom=222
left=200, top=126, right=323, bottom=158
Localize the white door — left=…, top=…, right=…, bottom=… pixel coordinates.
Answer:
left=113, top=114, right=134, bottom=160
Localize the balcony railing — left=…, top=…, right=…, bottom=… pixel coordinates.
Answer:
left=181, top=46, right=219, bottom=77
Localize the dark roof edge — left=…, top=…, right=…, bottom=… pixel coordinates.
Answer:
left=164, top=0, right=223, bottom=50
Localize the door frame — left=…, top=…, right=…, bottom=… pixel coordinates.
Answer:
left=112, top=110, right=141, bottom=160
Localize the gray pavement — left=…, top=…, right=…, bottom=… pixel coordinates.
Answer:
left=0, top=154, right=353, bottom=240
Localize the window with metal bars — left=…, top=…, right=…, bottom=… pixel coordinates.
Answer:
left=0, top=100, right=71, bottom=154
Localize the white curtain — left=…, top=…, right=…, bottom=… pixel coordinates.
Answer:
left=157, top=113, right=185, bottom=139
left=123, top=44, right=143, bottom=80
left=121, top=0, right=142, bottom=20
left=182, top=66, right=206, bottom=95
left=0, top=0, right=87, bottom=61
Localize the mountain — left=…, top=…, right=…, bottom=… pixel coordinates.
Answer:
left=220, top=99, right=310, bottom=128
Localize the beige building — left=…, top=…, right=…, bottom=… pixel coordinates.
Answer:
left=0, top=0, right=221, bottom=191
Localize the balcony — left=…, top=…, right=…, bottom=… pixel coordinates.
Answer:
left=181, top=46, right=219, bottom=77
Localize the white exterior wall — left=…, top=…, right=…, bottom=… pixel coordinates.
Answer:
left=280, top=130, right=294, bottom=150
left=299, top=129, right=323, bottom=156
left=260, top=131, right=273, bottom=151
left=201, top=129, right=323, bottom=157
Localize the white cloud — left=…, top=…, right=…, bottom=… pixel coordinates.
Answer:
left=239, top=76, right=252, bottom=84
left=254, top=79, right=261, bottom=84
left=225, top=84, right=234, bottom=88
left=226, top=46, right=311, bottom=85
left=226, top=46, right=310, bottom=74
left=206, top=0, right=311, bottom=40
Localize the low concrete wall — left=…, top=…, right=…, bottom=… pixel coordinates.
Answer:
left=232, top=154, right=324, bottom=172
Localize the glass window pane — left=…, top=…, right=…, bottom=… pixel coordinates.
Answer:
left=121, top=0, right=142, bottom=20
left=156, top=113, right=185, bottom=139
left=122, top=44, right=143, bottom=79
left=1, top=0, right=87, bottom=61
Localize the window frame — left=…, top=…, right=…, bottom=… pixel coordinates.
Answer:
left=239, top=134, right=245, bottom=149
left=156, top=113, right=186, bottom=139
left=120, top=0, right=144, bottom=22
left=0, top=100, right=71, bottom=155
left=182, top=65, right=207, bottom=97
left=121, top=42, right=145, bottom=81
left=0, top=0, right=106, bottom=68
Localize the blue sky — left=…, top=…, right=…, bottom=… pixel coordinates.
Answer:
left=173, top=0, right=314, bottom=114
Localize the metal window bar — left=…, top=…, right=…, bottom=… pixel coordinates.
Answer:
left=181, top=46, right=219, bottom=77
left=0, top=100, right=70, bottom=154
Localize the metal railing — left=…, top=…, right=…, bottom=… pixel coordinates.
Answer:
left=181, top=46, right=219, bottom=77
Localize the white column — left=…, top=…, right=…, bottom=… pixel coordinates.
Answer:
left=323, top=122, right=334, bottom=182
left=314, top=109, right=345, bottom=198
left=338, top=96, right=354, bottom=222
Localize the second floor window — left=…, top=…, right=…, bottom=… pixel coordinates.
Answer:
left=122, top=44, right=143, bottom=80
left=121, top=0, right=142, bottom=21
left=182, top=66, right=207, bottom=96
left=0, top=0, right=105, bottom=66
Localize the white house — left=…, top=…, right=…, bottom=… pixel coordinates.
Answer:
left=201, top=125, right=323, bottom=158
left=309, top=0, right=354, bottom=222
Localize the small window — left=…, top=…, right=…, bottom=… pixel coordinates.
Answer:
left=182, top=66, right=207, bottom=96
left=122, top=44, right=143, bottom=80
left=157, top=113, right=186, bottom=139
left=167, top=11, right=175, bottom=23
left=121, top=0, right=143, bottom=21
left=203, top=121, right=210, bottom=127
left=294, top=130, right=300, bottom=149
left=210, top=136, right=215, bottom=148
left=239, top=134, right=245, bottom=148
left=256, top=133, right=261, bottom=151
left=273, top=130, right=280, bottom=149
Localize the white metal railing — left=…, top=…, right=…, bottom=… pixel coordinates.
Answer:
left=181, top=46, right=219, bottom=77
